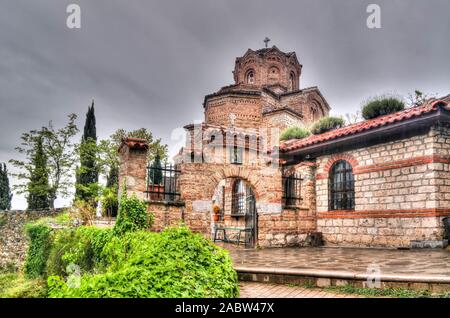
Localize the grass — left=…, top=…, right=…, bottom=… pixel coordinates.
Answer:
left=325, top=284, right=450, bottom=298
left=0, top=272, right=47, bottom=298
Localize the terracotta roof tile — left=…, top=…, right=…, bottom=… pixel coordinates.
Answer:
left=280, top=100, right=449, bottom=153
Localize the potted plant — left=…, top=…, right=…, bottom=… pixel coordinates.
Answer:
left=213, top=205, right=221, bottom=222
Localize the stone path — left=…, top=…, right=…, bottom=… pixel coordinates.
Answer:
left=224, top=245, right=450, bottom=281
left=239, top=282, right=362, bottom=298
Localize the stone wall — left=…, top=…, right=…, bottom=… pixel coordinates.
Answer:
left=315, top=124, right=450, bottom=248
left=0, top=209, right=61, bottom=269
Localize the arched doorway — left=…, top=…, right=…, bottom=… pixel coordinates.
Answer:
left=211, top=177, right=258, bottom=247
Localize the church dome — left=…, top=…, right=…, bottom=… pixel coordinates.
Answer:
left=233, top=45, right=302, bottom=92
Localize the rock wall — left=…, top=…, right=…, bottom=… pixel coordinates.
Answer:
left=0, top=209, right=61, bottom=270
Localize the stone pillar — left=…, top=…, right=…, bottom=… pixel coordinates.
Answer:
left=118, top=138, right=148, bottom=201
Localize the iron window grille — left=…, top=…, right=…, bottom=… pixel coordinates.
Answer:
left=329, top=160, right=355, bottom=210
left=282, top=173, right=303, bottom=207
left=146, top=163, right=181, bottom=202
left=232, top=179, right=251, bottom=216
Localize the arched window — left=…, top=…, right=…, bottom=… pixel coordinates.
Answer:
left=289, top=72, right=296, bottom=90
left=246, top=70, right=255, bottom=84
left=232, top=179, right=246, bottom=215
left=329, top=160, right=355, bottom=210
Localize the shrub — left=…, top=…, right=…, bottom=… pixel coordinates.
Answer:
left=362, top=96, right=405, bottom=120
left=23, top=223, right=53, bottom=279
left=280, top=126, right=311, bottom=141
left=101, top=186, right=118, bottom=217
left=113, top=190, right=152, bottom=236
left=311, top=116, right=345, bottom=135
left=46, top=227, right=112, bottom=277
left=48, top=227, right=239, bottom=298
left=68, top=200, right=96, bottom=226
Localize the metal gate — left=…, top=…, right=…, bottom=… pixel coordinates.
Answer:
left=244, top=187, right=257, bottom=247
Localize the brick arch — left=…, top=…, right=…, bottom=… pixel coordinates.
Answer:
left=204, top=166, right=262, bottom=201
left=324, top=154, right=358, bottom=173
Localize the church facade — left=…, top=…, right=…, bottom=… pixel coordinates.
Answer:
left=118, top=45, right=450, bottom=249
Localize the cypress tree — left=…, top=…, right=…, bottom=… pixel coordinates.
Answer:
left=150, top=154, right=163, bottom=185
left=76, top=101, right=99, bottom=202
left=0, top=163, right=12, bottom=210
left=27, top=135, right=50, bottom=210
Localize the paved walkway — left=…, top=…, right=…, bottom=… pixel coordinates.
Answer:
left=222, top=245, right=450, bottom=283
left=239, top=282, right=362, bottom=298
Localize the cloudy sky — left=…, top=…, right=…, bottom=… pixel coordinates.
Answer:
left=1, top=0, right=449, bottom=209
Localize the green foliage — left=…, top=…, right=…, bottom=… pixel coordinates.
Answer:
left=149, top=153, right=163, bottom=185
left=27, top=134, right=50, bottom=210
left=9, top=114, right=78, bottom=209
left=325, top=284, right=450, bottom=298
left=46, top=227, right=112, bottom=277
left=23, top=223, right=53, bottom=278
left=76, top=102, right=99, bottom=202
left=0, top=163, right=12, bottom=210
left=47, top=227, right=239, bottom=298
left=362, top=96, right=405, bottom=120
left=280, top=126, right=311, bottom=141
left=0, top=213, right=6, bottom=227
left=310, top=116, right=345, bottom=135
left=0, top=273, right=47, bottom=298
left=113, top=189, right=152, bottom=236
left=101, top=186, right=118, bottom=217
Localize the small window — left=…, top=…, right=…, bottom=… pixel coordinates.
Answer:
left=232, top=179, right=246, bottom=215
left=329, top=160, right=355, bottom=210
left=246, top=70, right=255, bottom=84
left=282, top=173, right=302, bottom=207
left=230, top=146, right=243, bottom=164
left=289, top=72, right=296, bottom=90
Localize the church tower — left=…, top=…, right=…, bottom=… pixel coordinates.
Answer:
left=233, top=46, right=302, bottom=93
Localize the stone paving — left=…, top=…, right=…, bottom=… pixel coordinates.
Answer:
left=223, top=245, right=450, bottom=280
left=239, top=282, right=363, bottom=298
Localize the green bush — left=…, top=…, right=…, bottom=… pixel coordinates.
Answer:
left=280, top=126, right=311, bottom=141
left=311, top=116, right=345, bottom=135
left=46, top=227, right=112, bottom=277
left=113, top=191, right=152, bottom=236
left=23, top=223, right=53, bottom=279
left=362, top=96, right=405, bottom=120
left=47, top=227, right=239, bottom=298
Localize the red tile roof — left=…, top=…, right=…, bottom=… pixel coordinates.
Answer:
left=281, top=100, right=449, bottom=153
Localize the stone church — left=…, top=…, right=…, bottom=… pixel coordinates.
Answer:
left=118, top=45, right=450, bottom=249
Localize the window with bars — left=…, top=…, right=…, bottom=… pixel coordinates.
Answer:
left=146, top=163, right=181, bottom=202
left=282, top=173, right=302, bottom=207
left=231, top=179, right=246, bottom=216
left=329, top=160, right=355, bottom=210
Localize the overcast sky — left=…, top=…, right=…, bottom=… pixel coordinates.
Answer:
left=1, top=0, right=449, bottom=209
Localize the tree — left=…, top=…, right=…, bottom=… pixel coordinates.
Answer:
left=41, top=114, right=79, bottom=207
left=0, top=163, right=12, bottom=210
left=10, top=114, right=78, bottom=209
left=27, top=134, right=50, bottom=210
left=75, top=101, right=99, bottom=202
left=149, top=153, right=163, bottom=185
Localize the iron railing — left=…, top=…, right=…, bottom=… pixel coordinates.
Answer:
left=146, top=163, right=181, bottom=202
left=282, top=173, right=303, bottom=207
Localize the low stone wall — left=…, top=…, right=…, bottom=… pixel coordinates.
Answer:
left=0, top=209, right=62, bottom=270
left=317, top=216, right=446, bottom=248
left=258, top=209, right=316, bottom=247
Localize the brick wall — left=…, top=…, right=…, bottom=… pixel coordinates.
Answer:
left=315, top=124, right=450, bottom=247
